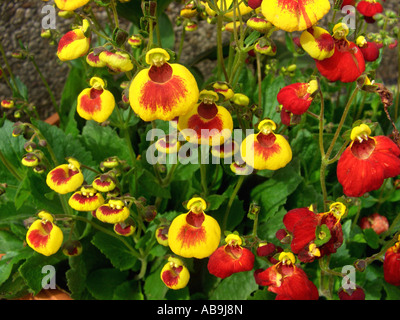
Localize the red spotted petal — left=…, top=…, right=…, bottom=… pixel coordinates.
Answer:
left=27, top=221, right=53, bottom=248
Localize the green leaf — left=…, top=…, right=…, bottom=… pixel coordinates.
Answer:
left=114, top=280, right=144, bottom=300
left=158, top=12, right=175, bottom=50
left=18, top=252, right=65, bottom=295
left=86, top=268, right=129, bottom=300
left=144, top=265, right=168, bottom=300
left=251, top=160, right=303, bottom=220
left=257, top=74, right=286, bottom=123
left=81, top=121, right=131, bottom=164
left=91, top=231, right=138, bottom=271
left=209, top=271, right=258, bottom=300
left=363, top=228, right=380, bottom=249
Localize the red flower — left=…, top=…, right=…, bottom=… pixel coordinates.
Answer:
left=207, top=234, right=255, bottom=279
left=360, top=213, right=389, bottom=235
left=282, top=203, right=345, bottom=263
left=337, top=124, right=400, bottom=197
left=357, top=36, right=380, bottom=62
left=254, top=252, right=319, bottom=300
left=338, top=285, right=366, bottom=300
left=277, top=80, right=318, bottom=119
left=356, top=0, right=383, bottom=23
left=383, top=237, right=400, bottom=286
left=316, top=23, right=365, bottom=83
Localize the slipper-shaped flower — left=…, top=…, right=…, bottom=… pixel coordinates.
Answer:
left=57, top=19, right=90, bottom=61
left=261, top=0, right=331, bottom=32
left=337, top=124, right=400, bottom=197
left=207, top=234, right=255, bottom=279
left=26, top=211, right=64, bottom=256
left=77, top=77, right=115, bottom=123
left=241, top=119, right=292, bottom=171
left=168, top=197, right=221, bottom=259
left=160, top=257, right=190, bottom=290
left=98, top=50, right=134, bottom=73
left=46, top=158, right=84, bottom=194
left=95, top=199, right=131, bottom=224
left=178, top=90, right=233, bottom=146
left=68, top=185, right=105, bottom=212
left=129, top=48, right=199, bottom=121
left=299, top=26, right=335, bottom=60
left=55, top=0, right=90, bottom=11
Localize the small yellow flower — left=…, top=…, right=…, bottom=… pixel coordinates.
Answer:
left=26, top=211, right=64, bottom=256
left=160, top=257, right=190, bottom=290
left=57, top=19, right=90, bottom=61
left=68, top=185, right=105, bottom=212
left=54, top=0, right=90, bottom=11
left=77, top=77, right=115, bottom=123
left=95, top=199, right=131, bottom=224
left=46, top=158, right=84, bottom=194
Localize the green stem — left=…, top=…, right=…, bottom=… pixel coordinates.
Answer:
left=57, top=214, right=141, bottom=259
left=0, top=41, right=19, bottom=96
left=216, top=14, right=229, bottom=82
left=0, top=150, right=23, bottom=181
left=29, top=55, right=59, bottom=115
left=222, top=175, right=245, bottom=233
left=110, top=0, right=119, bottom=29
left=176, top=25, right=186, bottom=63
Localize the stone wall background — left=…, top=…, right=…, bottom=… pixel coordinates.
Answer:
left=0, top=0, right=398, bottom=121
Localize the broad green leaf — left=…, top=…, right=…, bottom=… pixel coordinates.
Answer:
left=91, top=231, right=139, bottom=271
left=363, top=228, right=380, bottom=249
left=257, top=74, right=286, bottom=123
left=209, top=271, right=258, bottom=300
left=114, top=280, right=144, bottom=300
left=158, top=12, right=175, bottom=50
left=81, top=120, right=131, bottom=164
left=144, top=265, right=168, bottom=300
left=86, top=268, right=129, bottom=300
left=18, top=252, right=65, bottom=295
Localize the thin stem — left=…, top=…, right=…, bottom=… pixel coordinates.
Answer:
left=216, top=14, right=229, bottom=82
left=176, top=25, right=186, bottom=63
left=29, top=55, right=59, bottom=115
left=57, top=214, right=141, bottom=259
left=256, top=52, right=262, bottom=111
left=222, top=175, right=245, bottom=233
left=0, top=150, right=23, bottom=181
left=325, top=86, right=359, bottom=160
left=110, top=0, right=119, bottom=29
left=0, top=41, right=19, bottom=96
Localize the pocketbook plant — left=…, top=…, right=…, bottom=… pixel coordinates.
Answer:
left=0, top=0, right=400, bottom=302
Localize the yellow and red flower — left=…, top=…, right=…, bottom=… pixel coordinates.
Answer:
left=114, top=220, right=136, bottom=236
left=95, top=199, right=130, bottom=224
left=77, top=77, right=115, bottom=123
left=207, top=234, right=255, bottom=279
left=68, top=185, right=105, bottom=212
left=62, top=240, right=83, bottom=257
left=204, top=0, right=252, bottom=18
left=46, top=158, right=84, bottom=195
left=240, top=119, right=292, bottom=171
left=261, top=0, right=331, bottom=32
left=54, top=0, right=90, bottom=11
left=254, top=251, right=319, bottom=300
left=86, top=51, right=106, bottom=68
left=156, top=225, right=169, bottom=246
left=92, top=174, right=117, bottom=193
left=155, top=134, right=181, bottom=154
left=98, top=50, right=134, bottom=73
left=57, top=19, right=90, bottom=61
left=299, top=26, right=335, bottom=60
left=1, top=100, right=14, bottom=109
left=356, top=35, right=380, bottom=62
left=383, top=236, right=400, bottom=286
left=282, top=203, right=345, bottom=263
left=168, top=197, right=221, bottom=259
left=129, top=48, right=199, bottom=122
left=26, top=211, right=64, bottom=256
left=337, top=124, right=400, bottom=197
left=315, top=23, right=365, bottom=83
left=160, top=257, right=190, bottom=290
left=356, top=0, right=383, bottom=23
left=178, top=90, right=233, bottom=146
